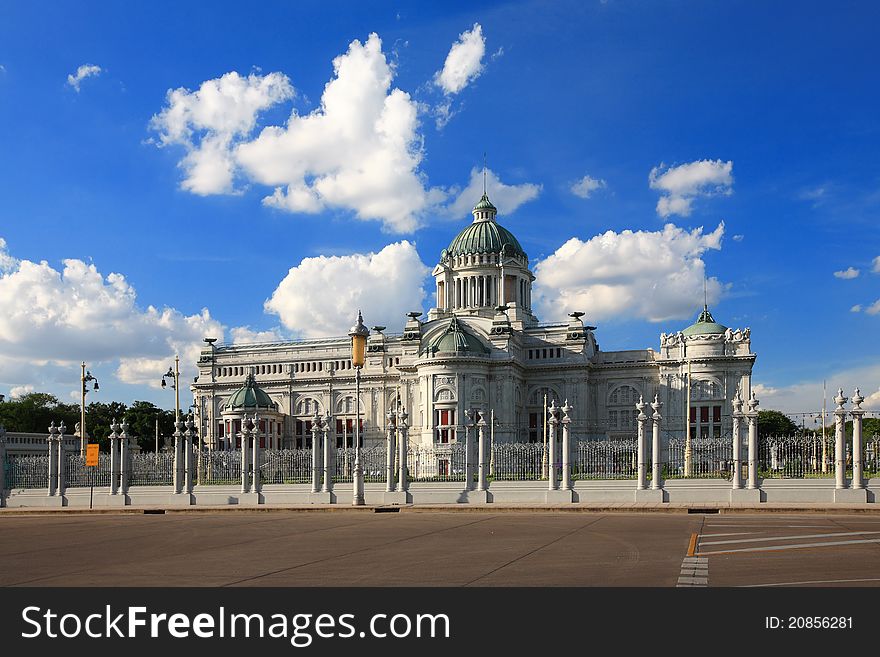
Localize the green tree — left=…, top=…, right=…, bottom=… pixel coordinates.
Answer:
left=757, top=409, right=799, bottom=437
left=0, top=392, right=78, bottom=433
left=124, top=401, right=176, bottom=453
left=85, top=401, right=129, bottom=449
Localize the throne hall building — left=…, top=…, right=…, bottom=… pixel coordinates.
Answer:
left=192, top=193, right=756, bottom=450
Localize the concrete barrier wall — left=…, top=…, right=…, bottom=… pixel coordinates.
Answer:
left=4, top=477, right=878, bottom=508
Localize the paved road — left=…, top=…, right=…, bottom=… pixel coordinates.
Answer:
left=2, top=510, right=879, bottom=587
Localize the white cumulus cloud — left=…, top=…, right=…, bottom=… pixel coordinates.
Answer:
left=866, top=299, right=880, bottom=316
left=445, top=168, right=541, bottom=220
left=833, top=267, right=859, bottom=279
left=231, top=326, right=285, bottom=344
left=873, top=255, right=880, bottom=273
left=0, top=238, right=224, bottom=392
left=571, top=175, right=607, bottom=199
left=265, top=241, right=430, bottom=338
left=9, top=384, right=35, bottom=399
left=851, top=304, right=862, bottom=313
left=649, top=159, right=733, bottom=218
left=150, top=71, right=294, bottom=195
left=434, top=24, right=486, bottom=95
left=532, top=222, right=726, bottom=323
left=67, top=64, right=102, bottom=92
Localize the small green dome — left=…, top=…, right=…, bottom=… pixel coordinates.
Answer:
left=447, top=218, right=527, bottom=260
left=681, top=305, right=728, bottom=336
left=421, top=317, right=490, bottom=356
left=473, top=193, right=497, bottom=211
left=225, top=373, right=277, bottom=411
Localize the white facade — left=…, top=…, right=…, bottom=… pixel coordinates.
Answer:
left=191, top=194, right=755, bottom=452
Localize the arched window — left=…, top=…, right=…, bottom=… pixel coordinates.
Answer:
left=607, top=385, right=641, bottom=431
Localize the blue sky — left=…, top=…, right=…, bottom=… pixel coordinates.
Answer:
left=0, top=0, right=878, bottom=418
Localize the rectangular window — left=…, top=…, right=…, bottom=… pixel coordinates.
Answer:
left=700, top=407, right=709, bottom=423
left=609, top=410, right=618, bottom=429
left=528, top=412, right=539, bottom=443
left=713, top=405, right=721, bottom=423
left=689, top=407, right=696, bottom=423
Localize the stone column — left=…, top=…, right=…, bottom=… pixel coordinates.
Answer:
left=651, top=396, right=663, bottom=490
left=398, top=409, right=409, bottom=492
left=746, top=392, right=759, bottom=490
left=0, top=424, right=6, bottom=507
left=240, top=418, right=250, bottom=494
left=833, top=389, right=848, bottom=490
left=251, top=414, right=260, bottom=495
left=636, top=396, right=647, bottom=490
left=185, top=415, right=195, bottom=495
left=57, top=421, right=67, bottom=497
left=561, top=400, right=572, bottom=491
left=173, top=419, right=184, bottom=494
left=386, top=408, right=396, bottom=492
left=119, top=419, right=130, bottom=495
left=731, top=393, right=744, bottom=490
left=322, top=412, right=333, bottom=494
left=851, top=389, right=865, bottom=490
left=311, top=410, right=321, bottom=494
left=47, top=422, right=58, bottom=497
left=109, top=419, right=120, bottom=495
left=477, top=411, right=488, bottom=492
left=548, top=400, right=559, bottom=491
left=464, top=409, right=474, bottom=490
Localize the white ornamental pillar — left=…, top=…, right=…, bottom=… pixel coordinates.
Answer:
left=109, top=419, right=120, bottom=495
left=636, top=396, right=647, bottom=491
left=119, top=419, right=130, bottom=495
left=173, top=419, right=184, bottom=494
left=386, top=408, right=397, bottom=492
left=851, top=389, right=865, bottom=490
left=746, top=392, right=759, bottom=490
left=731, top=393, right=744, bottom=490
left=0, top=424, right=6, bottom=507
left=548, top=400, right=559, bottom=491
left=561, top=400, right=572, bottom=491
left=185, top=415, right=196, bottom=495
left=251, top=414, right=261, bottom=495
left=56, top=421, right=67, bottom=497
left=398, top=409, right=409, bottom=492
left=477, top=411, right=488, bottom=492
left=311, top=410, right=322, bottom=494
left=464, top=409, right=475, bottom=490
left=651, top=396, right=663, bottom=490
left=47, top=422, right=58, bottom=497
left=322, top=412, right=333, bottom=494
left=833, top=389, right=848, bottom=490
left=240, top=419, right=250, bottom=494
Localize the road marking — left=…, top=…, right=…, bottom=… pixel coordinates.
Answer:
left=687, top=532, right=698, bottom=557
left=677, top=556, right=708, bottom=587
left=699, top=532, right=756, bottom=538
left=698, top=537, right=880, bottom=556
left=741, top=577, right=880, bottom=588
left=699, top=530, right=880, bottom=547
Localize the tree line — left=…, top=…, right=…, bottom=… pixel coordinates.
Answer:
left=0, top=392, right=178, bottom=452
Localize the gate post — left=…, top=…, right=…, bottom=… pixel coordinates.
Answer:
left=464, top=409, right=475, bottom=490
left=833, top=389, right=848, bottom=490
left=251, top=414, right=260, bottom=495
left=397, top=409, right=408, bottom=493
left=109, top=419, right=120, bottom=495
left=185, top=414, right=195, bottom=495
left=57, top=421, right=67, bottom=497
left=651, top=396, right=663, bottom=491
left=636, top=397, right=647, bottom=491
left=386, top=408, right=396, bottom=493
left=47, top=422, right=58, bottom=497
left=477, top=411, right=488, bottom=492
left=173, top=419, right=184, bottom=494
left=119, top=419, right=130, bottom=496
left=311, top=410, right=321, bottom=494
left=731, top=393, right=743, bottom=490
left=561, top=401, right=572, bottom=491
left=851, top=389, right=865, bottom=490
left=0, top=424, right=6, bottom=507
left=322, top=412, right=333, bottom=494
left=240, top=417, right=250, bottom=494
left=547, top=400, right=559, bottom=491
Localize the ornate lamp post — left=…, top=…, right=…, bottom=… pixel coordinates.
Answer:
left=80, top=362, right=99, bottom=456
left=161, top=355, right=181, bottom=421
left=349, top=310, right=369, bottom=506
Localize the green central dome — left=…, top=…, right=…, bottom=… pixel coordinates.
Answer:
left=447, top=193, right=527, bottom=260
left=421, top=317, right=490, bottom=356
left=225, top=373, right=278, bottom=411
left=682, top=305, right=728, bottom=336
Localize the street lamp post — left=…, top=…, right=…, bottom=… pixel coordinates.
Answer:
left=349, top=310, right=369, bottom=506
left=80, top=362, right=99, bottom=457
left=161, top=355, right=181, bottom=421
